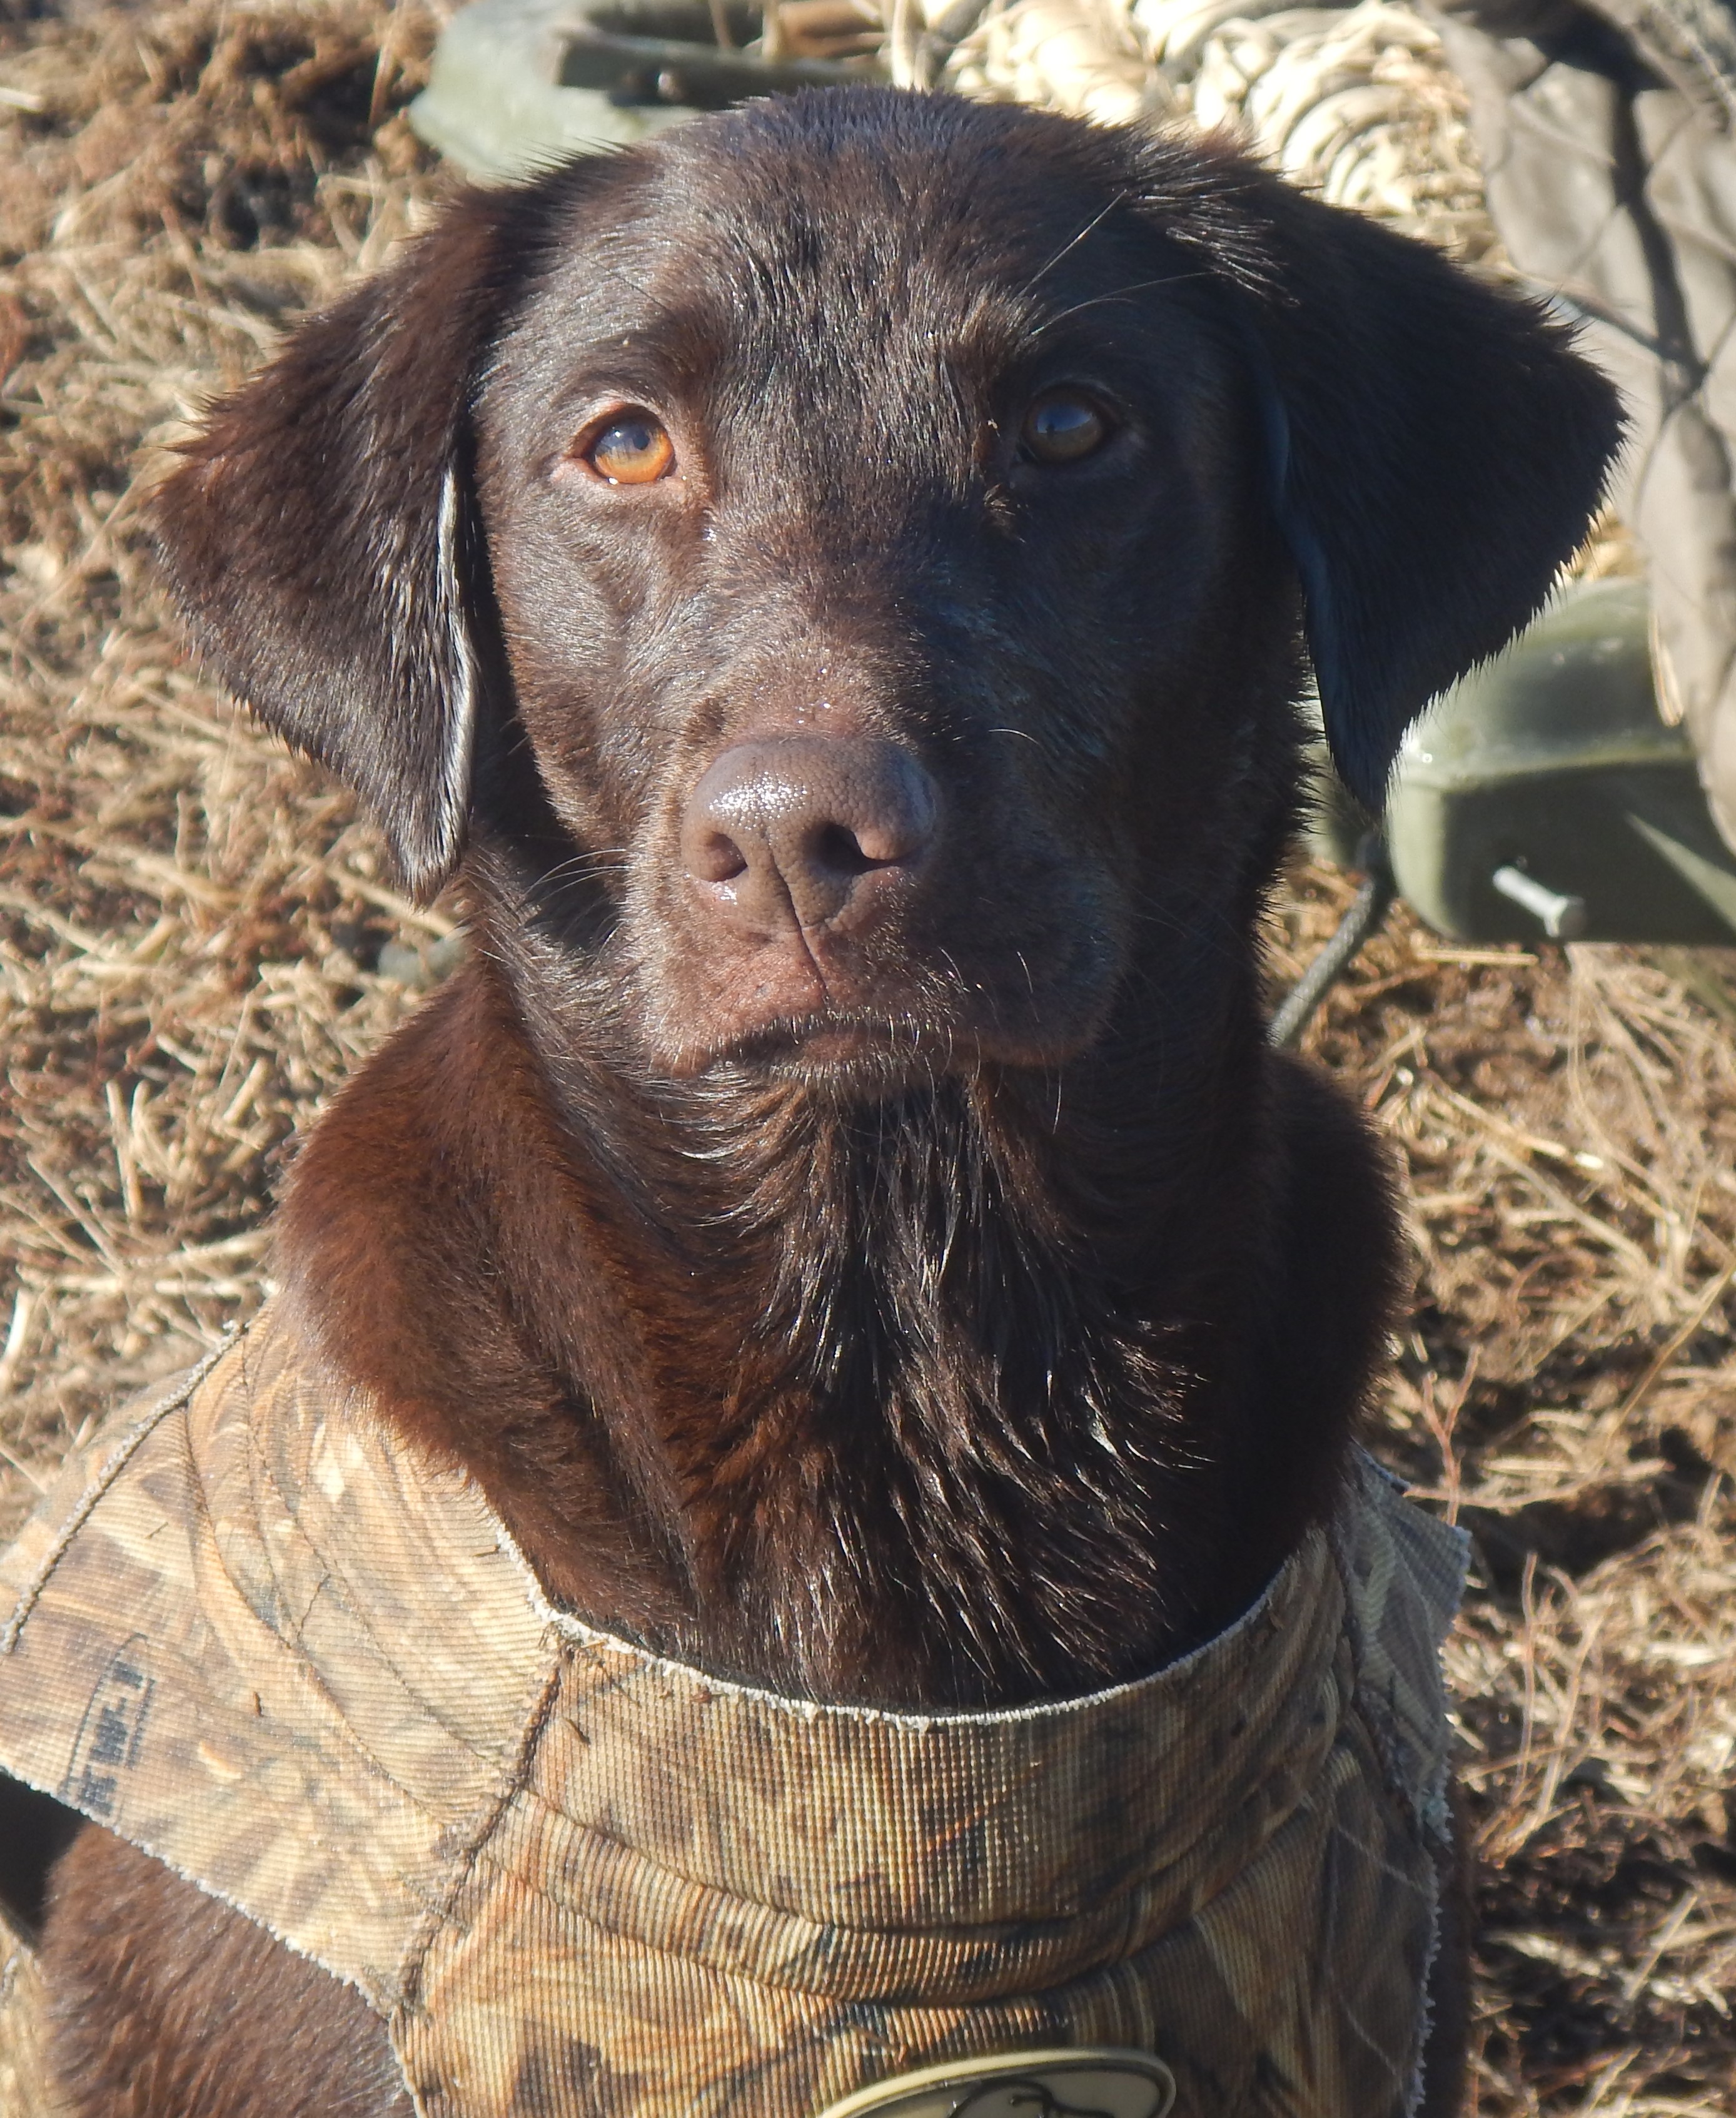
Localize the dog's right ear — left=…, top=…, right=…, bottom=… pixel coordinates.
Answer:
left=152, top=188, right=535, bottom=901
left=1134, top=140, right=1622, bottom=813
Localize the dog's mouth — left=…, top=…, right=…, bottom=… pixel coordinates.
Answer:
left=668, top=1000, right=1100, bottom=1090
left=691, top=1009, right=982, bottom=1087
left=637, top=895, right=1124, bottom=1087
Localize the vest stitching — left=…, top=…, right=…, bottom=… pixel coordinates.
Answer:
left=486, top=1713, right=1345, bottom=1970
left=0, top=1330, right=237, bottom=1656
left=393, top=1643, right=567, bottom=2020
left=402, top=1753, right=1411, bottom=2015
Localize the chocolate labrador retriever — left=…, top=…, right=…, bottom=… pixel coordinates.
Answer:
left=9, top=85, right=1617, bottom=2118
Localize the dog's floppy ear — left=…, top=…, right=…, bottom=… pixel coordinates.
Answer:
left=1171, top=161, right=1624, bottom=809
left=151, top=188, right=535, bottom=901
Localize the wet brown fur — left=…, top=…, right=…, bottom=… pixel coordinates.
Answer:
left=21, top=89, right=1620, bottom=2117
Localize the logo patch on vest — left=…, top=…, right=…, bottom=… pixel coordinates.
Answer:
left=817, top=2049, right=1176, bottom=2118
left=59, top=1634, right=153, bottom=1822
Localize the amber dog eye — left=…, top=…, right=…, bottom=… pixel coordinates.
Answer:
left=585, top=412, right=675, bottom=485
left=1021, top=390, right=1111, bottom=465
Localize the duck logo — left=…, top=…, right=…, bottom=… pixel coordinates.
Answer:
left=954, top=2081, right=1121, bottom=2115
left=815, top=2049, right=1176, bottom=2118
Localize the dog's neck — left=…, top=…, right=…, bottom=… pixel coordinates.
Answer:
left=277, top=905, right=1388, bottom=1710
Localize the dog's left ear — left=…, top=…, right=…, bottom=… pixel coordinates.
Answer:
left=1173, top=160, right=1625, bottom=809
left=151, top=186, right=535, bottom=901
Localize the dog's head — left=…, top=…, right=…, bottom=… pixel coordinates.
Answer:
left=153, top=91, right=1620, bottom=1088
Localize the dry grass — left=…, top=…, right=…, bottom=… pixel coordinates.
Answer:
left=1269, top=881, right=1736, bottom=2112
left=0, top=0, right=448, bottom=1510
left=0, top=6, right=1732, bottom=2111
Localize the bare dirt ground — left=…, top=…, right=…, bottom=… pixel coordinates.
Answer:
left=0, top=4, right=1731, bottom=2109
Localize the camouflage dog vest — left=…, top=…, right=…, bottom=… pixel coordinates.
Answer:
left=0, top=1310, right=1465, bottom=2118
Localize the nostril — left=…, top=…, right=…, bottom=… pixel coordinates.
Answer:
left=693, top=830, right=749, bottom=884
left=812, top=823, right=881, bottom=877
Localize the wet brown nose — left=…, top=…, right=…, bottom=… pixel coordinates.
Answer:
left=682, top=736, right=940, bottom=934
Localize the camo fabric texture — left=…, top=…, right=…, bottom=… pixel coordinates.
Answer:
left=0, top=1310, right=1466, bottom=2118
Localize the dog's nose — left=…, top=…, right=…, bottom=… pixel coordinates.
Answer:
left=682, top=736, right=939, bottom=933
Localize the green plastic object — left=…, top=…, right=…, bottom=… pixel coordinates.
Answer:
left=409, top=0, right=878, bottom=182
left=1376, top=580, right=1736, bottom=945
